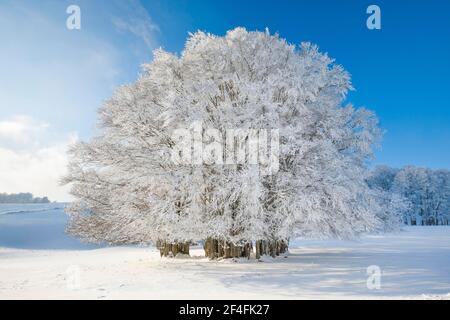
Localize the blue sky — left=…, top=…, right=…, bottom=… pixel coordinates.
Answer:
left=145, top=0, right=450, bottom=169
left=0, top=0, right=449, bottom=200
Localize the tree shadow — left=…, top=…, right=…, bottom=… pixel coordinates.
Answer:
left=168, top=247, right=450, bottom=298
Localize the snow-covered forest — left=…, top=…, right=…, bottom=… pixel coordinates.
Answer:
left=62, top=28, right=448, bottom=259
left=368, top=166, right=450, bottom=226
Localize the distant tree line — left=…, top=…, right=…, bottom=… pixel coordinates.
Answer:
left=0, top=192, right=50, bottom=204
left=367, top=166, right=450, bottom=226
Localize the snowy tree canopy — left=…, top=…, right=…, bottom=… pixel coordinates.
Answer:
left=368, top=165, right=450, bottom=226
left=63, top=27, right=384, bottom=251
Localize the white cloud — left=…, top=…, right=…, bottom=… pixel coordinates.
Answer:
left=0, top=115, right=49, bottom=149
left=0, top=0, right=160, bottom=135
left=0, top=115, right=77, bottom=202
left=0, top=1, right=160, bottom=202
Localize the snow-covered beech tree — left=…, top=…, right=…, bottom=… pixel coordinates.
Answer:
left=368, top=165, right=450, bottom=226
left=393, top=166, right=450, bottom=225
left=367, top=166, right=399, bottom=191
left=366, top=166, right=409, bottom=231
left=62, top=53, right=203, bottom=255
left=64, top=27, right=384, bottom=259
left=430, top=169, right=450, bottom=225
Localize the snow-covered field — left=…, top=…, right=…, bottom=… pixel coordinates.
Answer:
left=0, top=204, right=449, bottom=299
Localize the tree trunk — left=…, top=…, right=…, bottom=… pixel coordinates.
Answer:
left=157, top=240, right=190, bottom=257
left=255, top=239, right=289, bottom=259
left=203, top=238, right=252, bottom=259
left=255, top=240, right=261, bottom=259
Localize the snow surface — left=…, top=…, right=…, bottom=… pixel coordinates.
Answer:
left=0, top=203, right=100, bottom=250
left=1, top=226, right=449, bottom=299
